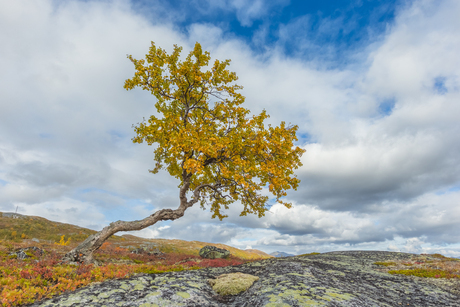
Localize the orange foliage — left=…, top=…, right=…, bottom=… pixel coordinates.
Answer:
left=100, top=242, right=111, bottom=250
left=124, top=42, right=305, bottom=220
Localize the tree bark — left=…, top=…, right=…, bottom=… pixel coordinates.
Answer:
left=62, top=175, right=202, bottom=264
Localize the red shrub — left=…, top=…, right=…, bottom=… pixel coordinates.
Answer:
left=32, top=264, right=54, bottom=281
left=198, top=257, right=244, bottom=268
left=75, top=264, right=93, bottom=276
left=181, top=261, right=198, bottom=267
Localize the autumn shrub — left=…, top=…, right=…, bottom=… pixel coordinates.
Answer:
left=199, top=257, right=244, bottom=268
left=388, top=268, right=460, bottom=279
left=377, top=254, right=460, bottom=280
left=0, top=247, right=248, bottom=307
left=374, top=261, right=397, bottom=267
left=54, top=235, right=71, bottom=246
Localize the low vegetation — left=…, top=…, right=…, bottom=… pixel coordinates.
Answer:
left=297, top=252, right=321, bottom=257
left=0, top=212, right=270, bottom=307
left=374, top=254, right=460, bottom=279
left=0, top=239, right=253, bottom=307
left=3, top=213, right=458, bottom=306
left=0, top=213, right=109, bottom=244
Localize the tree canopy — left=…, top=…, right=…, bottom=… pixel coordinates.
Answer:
left=62, top=42, right=305, bottom=265
left=124, top=42, right=305, bottom=219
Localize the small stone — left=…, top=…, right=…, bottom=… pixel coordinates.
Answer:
left=9, top=246, right=44, bottom=260
left=150, top=247, right=163, bottom=255
left=199, top=245, right=230, bottom=259
left=131, top=247, right=147, bottom=254
left=131, top=247, right=165, bottom=256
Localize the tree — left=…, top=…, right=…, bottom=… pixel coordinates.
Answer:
left=62, top=42, right=305, bottom=264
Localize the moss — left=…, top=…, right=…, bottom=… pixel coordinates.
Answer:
left=324, top=289, right=355, bottom=301
left=134, top=283, right=145, bottom=291
left=326, top=270, right=346, bottom=276
left=25, top=251, right=36, bottom=259
left=144, top=292, right=161, bottom=299
left=208, top=272, right=259, bottom=296
left=175, top=292, right=190, bottom=299
left=265, top=302, right=293, bottom=307
left=97, top=289, right=123, bottom=299
left=120, top=282, right=130, bottom=290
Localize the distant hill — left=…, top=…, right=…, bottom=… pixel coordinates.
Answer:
left=0, top=211, right=272, bottom=260
left=270, top=251, right=295, bottom=257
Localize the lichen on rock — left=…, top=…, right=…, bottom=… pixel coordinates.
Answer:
left=208, top=272, right=259, bottom=296
left=28, top=251, right=460, bottom=306
left=199, top=245, right=230, bottom=259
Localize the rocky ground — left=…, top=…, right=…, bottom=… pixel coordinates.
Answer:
left=27, top=251, right=459, bottom=306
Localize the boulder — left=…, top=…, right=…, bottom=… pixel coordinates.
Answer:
left=131, top=247, right=148, bottom=254
left=131, top=247, right=164, bottom=256
left=9, top=246, right=44, bottom=260
left=208, top=272, right=259, bottom=296
left=199, top=245, right=230, bottom=259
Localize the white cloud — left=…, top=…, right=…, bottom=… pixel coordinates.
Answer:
left=0, top=0, right=459, bottom=257
left=14, top=197, right=108, bottom=230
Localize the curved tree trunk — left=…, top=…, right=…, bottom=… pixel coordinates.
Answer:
left=62, top=174, right=201, bottom=264
left=61, top=208, right=183, bottom=264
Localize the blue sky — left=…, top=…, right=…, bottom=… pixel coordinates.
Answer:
left=1, top=0, right=460, bottom=257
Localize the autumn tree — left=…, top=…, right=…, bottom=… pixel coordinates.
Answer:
left=62, top=42, right=305, bottom=264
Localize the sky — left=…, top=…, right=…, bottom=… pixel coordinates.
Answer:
left=1, top=0, right=459, bottom=257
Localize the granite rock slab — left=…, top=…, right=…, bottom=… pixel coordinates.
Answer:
left=27, top=251, right=460, bottom=306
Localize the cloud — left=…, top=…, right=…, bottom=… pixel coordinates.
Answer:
left=229, top=0, right=289, bottom=27
left=129, top=0, right=289, bottom=28
left=0, top=0, right=459, bottom=258
left=13, top=197, right=109, bottom=231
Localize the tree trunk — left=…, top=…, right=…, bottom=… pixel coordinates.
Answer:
left=61, top=208, right=185, bottom=264
left=62, top=176, right=200, bottom=264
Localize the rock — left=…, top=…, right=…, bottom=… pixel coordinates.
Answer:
left=130, top=247, right=148, bottom=254
left=32, top=238, right=40, bottom=243
left=199, top=245, right=230, bottom=259
left=27, top=251, right=460, bottom=306
left=131, top=247, right=164, bottom=256
left=2, top=212, right=27, bottom=219
left=208, top=272, right=259, bottom=296
left=146, top=247, right=163, bottom=255
left=9, top=246, right=44, bottom=260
